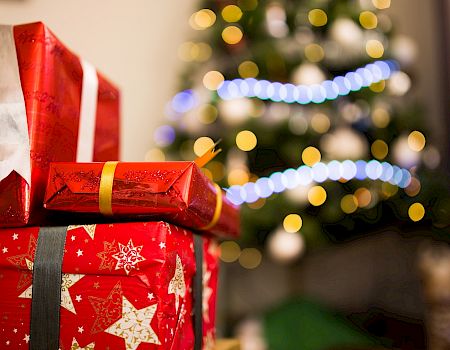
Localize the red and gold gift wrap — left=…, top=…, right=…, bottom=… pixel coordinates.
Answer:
left=0, top=221, right=219, bottom=349
left=0, top=22, right=120, bottom=227
left=43, top=161, right=240, bottom=239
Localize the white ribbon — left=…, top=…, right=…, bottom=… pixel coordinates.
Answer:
left=77, top=59, right=98, bottom=162
left=0, top=25, right=31, bottom=185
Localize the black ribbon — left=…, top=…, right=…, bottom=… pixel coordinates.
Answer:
left=193, top=235, right=204, bottom=350
left=30, top=226, right=67, bottom=350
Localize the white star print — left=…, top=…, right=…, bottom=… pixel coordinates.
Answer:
left=75, top=295, right=82, bottom=302
left=12, top=234, right=18, bottom=240
left=78, top=326, right=84, bottom=334
left=159, top=242, right=166, bottom=249
left=112, top=239, right=146, bottom=275
left=147, top=293, right=154, bottom=300
left=2, top=247, right=8, bottom=253
left=23, top=334, right=29, bottom=343
left=13, top=329, right=17, bottom=333
left=71, top=235, right=76, bottom=241
left=76, top=249, right=83, bottom=257
left=6, top=340, right=10, bottom=345
left=104, top=296, right=160, bottom=349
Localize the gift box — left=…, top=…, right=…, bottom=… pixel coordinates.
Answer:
left=0, top=221, right=219, bottom=349
left=0, top=22, right=120, bottom=227
left=43, top=161, right=240, bottom=239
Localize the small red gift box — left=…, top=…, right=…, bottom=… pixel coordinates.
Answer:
left=0, top=22, right=120, bottom=227
left=43, top=161, right=240, bottom=239
left=0, top=221, right=219, bottom=349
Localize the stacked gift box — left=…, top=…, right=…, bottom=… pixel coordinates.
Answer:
left=0, top=22, right=239, bottom=350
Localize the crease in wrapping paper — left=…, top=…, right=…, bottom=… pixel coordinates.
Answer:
left=0, top=25, right=31, bottom=185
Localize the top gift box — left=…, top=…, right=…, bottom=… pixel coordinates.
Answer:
left=0, top=22, right=120, bottom=227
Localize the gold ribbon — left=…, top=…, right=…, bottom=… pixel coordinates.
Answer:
left=198, top=183, right=223, bottom=231
left=194, top=139, right=222, bottom=168
left=99, top=161, right=119, bottom=216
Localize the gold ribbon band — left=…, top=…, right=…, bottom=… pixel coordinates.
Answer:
left=198, top=183, right=223, bottom=231
left=99, top=161, right=119, bottom=216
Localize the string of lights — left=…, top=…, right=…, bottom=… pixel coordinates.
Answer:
left=217, top=60, right=398, bottom=104
left=225, top=159, right=411, bottom=205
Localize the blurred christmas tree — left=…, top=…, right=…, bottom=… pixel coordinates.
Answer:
left=155, top=0, right=450, bottom=263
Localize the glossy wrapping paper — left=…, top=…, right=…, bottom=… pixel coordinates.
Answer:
left=0, top=22, right=120, bottom=227
left=44, top=161, right=240, bottom=239
left=0, top=221, right=219, bottom=349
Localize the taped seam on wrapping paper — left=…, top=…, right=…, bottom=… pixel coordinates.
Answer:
left=0, top=25, right=31, bottom=185
left=99, top=161, right=119, bottom=216
left=198, top=183, right=223, bottom=231
left=30, top=226, right=67, bottom=350
left=76, top=59, right=99, bottom=162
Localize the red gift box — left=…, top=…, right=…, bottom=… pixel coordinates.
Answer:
left=0, top=22, right=120, bottom=227
left=43, top=161, right=240, bottom=239
left=0, top=221, right=219, bottom=349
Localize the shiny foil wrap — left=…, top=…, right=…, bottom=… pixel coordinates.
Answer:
left=0, top=221, right=219, bottom=349
left=0, top=22, right=120, bottom=227
left=44, top=161, right=240, bottom=239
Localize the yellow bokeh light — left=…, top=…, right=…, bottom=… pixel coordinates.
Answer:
left=305, top=43, right=325, bottom=62
left=239, top=248, right=262, bottom=269
left=283, top=214, right=303, bottom=233
left=405, top=177, right=421, bottom=197
left=408, top=202, right=425, bottom=222
left=355, top=188, right=372, bottom=207
left=206, top=161, right=225, bottom=181
left=308, top=186, right=327, bottom=206
left=381, top=182, right=398, bottom=198
left=408, top=131, right=426, bottom=152
left=178, top=42, right=197, bottom=62
left=311, top=113, right=330, bottom=134
left=238, top=61, right=259, bottom=78
left=203, top=70, right=225, bottom=91
left=366, top=40, right=384, bottom=58
left=371, top=140, right=389, bottom=160
left=248, top=198, right=266, bottom=209
left=193, top=136, right=215, bottom=157
left=196, top=42, right=212, bottom=62
left=372, top=0, right=391, bottom=9
left=222, top=5, right=243, bottom=22
left=359, top=11, right=378, bottom=29
left=222, top=26, right=243, bottom=45
left=302, top=146, right=321, bottom=166
left=236, top=130, right=257, bottom=151
left=341, top=194, right=358, bottom=214
left=201, top=168, right=213, bottom=180
left=198, top=104, right=218, bottom=124
left=372, top=107, right=390, bottom=128
left=192, top=9, right=216, bottom=30
left=144, top=148, right=166, bottom=162
left=228, top=169, right=249, bottom=186
left=369, top=80, right=385, bottom=93
left=308, top=9, right=328, bottom=27
left=220, top=241, right=241, bottom=262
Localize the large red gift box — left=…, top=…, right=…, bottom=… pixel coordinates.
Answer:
left=0, top=221, right=218, bottom=349
left=44, top=161, right=240, bottom=239
left=0, top=22, right=120, bottom=227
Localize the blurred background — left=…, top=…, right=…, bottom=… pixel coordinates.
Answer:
left=1, top=0, right=449, bottom=349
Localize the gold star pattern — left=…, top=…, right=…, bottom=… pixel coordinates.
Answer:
left=67, top=225, right=97, bottom=240
left=88, top=281, right=123, bottom=334
left=112, top=239, right=146, bottom=275
left=168, top=255, right=186, bottom=313
left=71, top=337, right=95, bottom=349
left=7, top=234, right=37, bottom=291
left=104, top=296, right=160, bottom=349
left=96, top=240, right=118, bottom=271
left=19, top=273, right=85, bottom=314
left=202, top=262, right=213, bottom=323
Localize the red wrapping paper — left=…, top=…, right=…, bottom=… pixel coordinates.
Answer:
left=0, top=221, right=219, bottom=349
left=44, top=161, right=240, bottom=239
left=0, top=22, right=120, bottom=227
